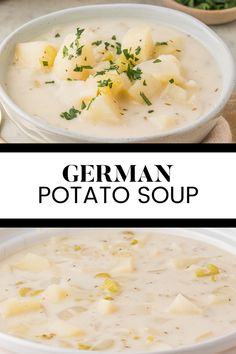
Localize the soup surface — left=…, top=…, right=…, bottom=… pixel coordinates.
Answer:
left=0, top=230, right=236, bottom=352
left=6, top=18, right=222, bottom=139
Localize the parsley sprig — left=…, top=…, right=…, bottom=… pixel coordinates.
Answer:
left=123, top=48, right=139, bottom=63
left=60, top=107, right=80, bottom=120
left=76, top=27, right=85, bottom=39
left=153, top=58, right=162, bottom=63
left=156, top=41, right=168, bottom=46
left=74, top=65, right=93, bottom=72
left=140, top=92, right=152, bottom=106
left=63, top=46, right=69, bottom=58
left=95, top=64, right=119, bottom=76
left=126, top=65, right=142, bottom=81
left=60, top=100, right=89, bottom=120
left=92, top=40, right=103, bottom=46
left=97, top=79, right=113, bottom=88
left=76, top=45, right=84, bottom=56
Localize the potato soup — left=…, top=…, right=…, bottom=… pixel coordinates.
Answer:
left=6, top=18, right=222, bottom=139
left=1, top=230, right=236, bottom=351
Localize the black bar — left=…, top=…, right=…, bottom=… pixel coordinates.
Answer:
left=0, top=143, right=236, bottom=153
left=1, top=219, right=236, bottom=227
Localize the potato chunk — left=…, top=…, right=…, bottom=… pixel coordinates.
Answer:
left=168, top=294, right=202, bottom=315
left=97, top=298, right=118, bottom=314
left=0, top=298, right=42, bottom=318
left=161, top=84, right=187, bottom=102
left=155, top=37, right=183, bottom=56
left=15, top=41, right=57, bottom=70
left=49, top=320, right=85, bottom=337
left=54, top=33, right=95, bottom=80
left=44, top=284, right=69, bottom=303
left=83, top=94, right=122, bottom=124
left=170, top=257, right=201, bottom=269
left=128, top=73, right=162, bottom=104
left=15, top=253, right=50, bottom=272
left=112, top=257, right=135, bottom=275
left=122, top=26, right=154, bottom=63
left=137, top=55, right=184, bottom=85
left=96, top=73, right=124, bottom=97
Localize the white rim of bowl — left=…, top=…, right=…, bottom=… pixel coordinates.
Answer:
left=0, top=4, right=235, bottom=143
left=1, top=228, right=236, bottom=353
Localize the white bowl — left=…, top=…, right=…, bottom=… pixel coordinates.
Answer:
left=1, top=228, right=236, bottom=354
left=0, top=4, right=235, bottom=143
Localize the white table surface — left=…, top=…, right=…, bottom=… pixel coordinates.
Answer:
left=0, top=0, right=236, bottom=142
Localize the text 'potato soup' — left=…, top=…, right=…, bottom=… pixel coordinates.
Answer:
left=6, top=19, right=222, bottom=139
left=1, top=230, right=236, bottom=351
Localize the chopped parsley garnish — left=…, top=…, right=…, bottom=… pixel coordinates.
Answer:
left=76, top=27, right=85, bottom=39
left=97, top=79, right=113, bottom=88
left=148, top=110, right=154, bottom=113
left=87, top=97, right=96, bottom=110
left=95, top=70, right=106, bottom=76
left=156, top=41, right=168, bottom=46
left=104, top=41, right=110, bottom=50
left=74, top=65, right=93, bottom=72
left=112, top=35, right=117, bottom=40
left=153, top=58, right=162, bottom=63
left=42, top=61, right=48, bottom=67
left=126, top=65, right=142, bottom=81
left=123, top=48, right=134, bottom=61
left=140, top=92, right=152, bottom=106
left=45, top=80, right=55, bottom=84
left=135, top=46, right=141, bottom=55
left=55, top=33, right=60, bottom=38
left=116, top=42, right=122, bottom=55
left=122, top=48, right=140, bottom=66
left=109, top=64, right=119, bottom=72
left=81, top=101, right=87, bottom=110
left=63, top=46, right=69, bottom=58
left=143, top=80, right=147, bottom=86
left=60, top=107, right=80, bottom=120
left=95, top=64, right=119, bottom=76
left=76, top=45, right=84, bottom=56
left=92, top=40, right=103, bottom=46
left=169, top=78, right=175, bottom=84
left=71, top=28, right=86, bottom=58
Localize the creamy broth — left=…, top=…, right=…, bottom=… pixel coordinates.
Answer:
left=6, top=18, right=222, bottom=139
left=1, top=230, right=236, bottom=352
